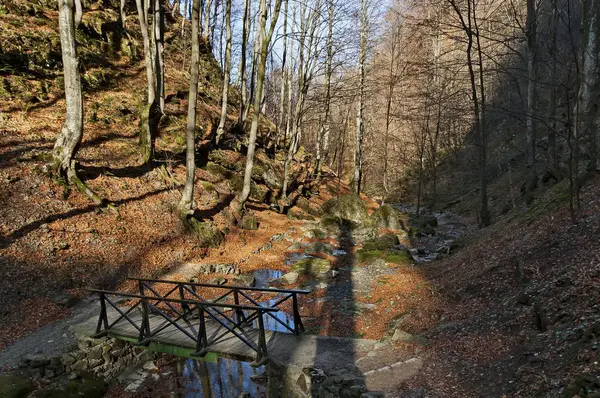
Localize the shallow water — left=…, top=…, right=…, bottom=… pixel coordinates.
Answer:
left=179, top=269, right=295, bottom=396
left=181, top=357, right=266, bottom=398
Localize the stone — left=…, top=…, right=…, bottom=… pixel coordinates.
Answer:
left=290, top=258, right=332, bottom=278
left=88, top=358, right=103, bottom=368
left=28, top=356, right=50, bottom=368
left=232, top=275, right=255, bottom=287
left=193, top=263, right=236, bottom=274
left=371, top=204, right=403, bottom=230
left=392, top=329, right=415, bottom=342
left=305, top=242, right=333, bottom=254
left=88, top=346, right=103, bottom=360
left=72, top=359, right=89, bottom=372
left=281, top=272, right=299, bottom=285
left=51, top=292, right=81, bottom=307
left=362, top=234, right=400, bottom=251
left=321, top=194, right=371, bottom=227
left=209, top=276, right=227, bottom=285
left=0, top=375, right=33, bottom=398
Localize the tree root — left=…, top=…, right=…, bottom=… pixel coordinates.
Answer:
left=59, top=160, right=104, bottom=205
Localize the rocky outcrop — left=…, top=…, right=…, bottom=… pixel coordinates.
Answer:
left=321, top=194, right=371, bottom=227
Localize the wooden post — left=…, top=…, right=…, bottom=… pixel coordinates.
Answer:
left=233, top=288, right=246, bottom=325
left=292, top=293, right=304, bottom=335
left=193, top=305, right=208, bottom=357
left=94, top=292, right=109, bottom=336
left=253, top=309, right=268, bottom=366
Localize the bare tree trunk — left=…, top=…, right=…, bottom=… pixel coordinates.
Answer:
left=238, top=0, right=284, bottom=207
left=154, top=0, right=165, bottom=112
left=54, top=0, right=102, bottom=204
left=181, top=0, right=189, bottom=32
left=547, top=0, right=559, bottom=175
left=316, top=0, right=334, bottom=180
left=525, top=0, right=538, bottom=189
left=237, top=0, right=250, bottom=127
left=179, top=0, right=201, bottom=216
left=578, top=0, right=600, bottom=173
left=136, top=0, right=161, bottom=164
left=448, top=0, right=490, bottom=226
left=215, top=0, right=232, bottom=144
left=276, top=0, right=289, bottom=150
left=353, top=0, right=368, bottom=194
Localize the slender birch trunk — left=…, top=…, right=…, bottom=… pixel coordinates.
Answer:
left=179, top=0, right=201, bottom=216
left=215, top=0, right=232, bottom=143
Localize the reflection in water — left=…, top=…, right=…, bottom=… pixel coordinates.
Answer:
left=180, top=269, right=294, bottom=397
left=182, top=358, right=266, bottom=398
left=252, top=269, right=283, bottom=288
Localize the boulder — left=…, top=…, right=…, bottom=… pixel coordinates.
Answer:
left=208, top=149, right=244, bottom=172
left=209, top=276, right=227, bottom=285
left=290, top=258, right=332, bottom=278
left=321, top=194, right=370, bottom=227
left=362, top=234, right=400, bottom=251
left=370, top=204, right=404, bottom=230
left=305, top=242, right=333, bottom=255
left=280, top=272, right=299, bottom=285
left=232, top=275, right=256, bottom=287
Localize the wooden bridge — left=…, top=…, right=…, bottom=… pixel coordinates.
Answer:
left=87, top=278, right=310, bottom=366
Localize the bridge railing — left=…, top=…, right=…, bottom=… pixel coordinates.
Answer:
left=88, top=278, right=309, bottom=366
left=128, top=277, right=310, bottom=335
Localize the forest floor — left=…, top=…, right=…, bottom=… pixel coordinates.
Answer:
left=2, top=95, right=600, bottom=397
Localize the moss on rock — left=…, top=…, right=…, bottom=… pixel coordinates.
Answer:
left=186, top=219, right=224, bottom=248
left=371, top=204, right=403, bottom=230
left=362, top=233, right=400, bottom=251
left=290, top=258, right=332, bottom=277
left=321, top=194, right=370, bottom=227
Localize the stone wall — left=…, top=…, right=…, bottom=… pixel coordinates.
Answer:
left=22, top=334, right=153, bottom=383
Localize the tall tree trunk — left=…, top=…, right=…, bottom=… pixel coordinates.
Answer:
left=576, top=0, right=600, bottom=175
left=54, top=0, right=102, bottom=204
left=447, top=0, right=490, bottom=226
left=238, top=0, right=284, bottom=207
left=215, top=0, right=232, bottom=144
left=237, top=0, right=250, bottom=126
left=276, top=0, right=289, bottom=150
left=525, top=0, right=538, bottom=189
left=136, top=0, right=161, bottom=164
left=154, top=0, right=165, bottom=112
left=179, top=0, right=201, bottom=216
left=353, top=0, right=368, bottom=194
left=547, top=0, right=559, bottom=175
left=316, top=0, right=334, bottom=180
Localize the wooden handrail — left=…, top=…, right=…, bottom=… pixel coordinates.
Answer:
left=87, top=289, right=280, bottom=312
left=126, top=277, right=311, bottom=295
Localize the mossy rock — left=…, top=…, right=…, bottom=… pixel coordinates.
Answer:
left=371, top=204, right=403, bottom=230
left=290, top=258, right=332, bottom=277
left=296, top=196, right=322, bottom=217
left=305, top=242, right=333, bottom=254
left=205, top=162, right=235, bottom=182
left=240, top=214, right=258, bottom=230
left=362, top=234, right=400, bottom=251
left=187, top=219, right=224, bottom=248
left=321, top=194, right=370, bottom=227
left=208, top=149, right=244, bottom=172
left=0, top=375, right=33, bottom=398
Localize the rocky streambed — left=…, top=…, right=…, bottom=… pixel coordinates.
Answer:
left=0, top=195, right=466, bottom=397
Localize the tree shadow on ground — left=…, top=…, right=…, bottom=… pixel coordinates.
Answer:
left=307, top=224, right=365, bottom=395
left=1, top=187, right=173, bottom=247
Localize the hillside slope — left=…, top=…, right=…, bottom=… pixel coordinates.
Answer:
left=0, top=0, right=318, bottom=350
